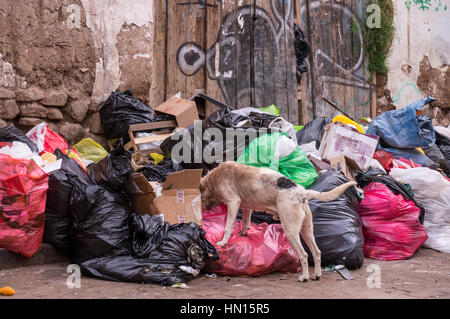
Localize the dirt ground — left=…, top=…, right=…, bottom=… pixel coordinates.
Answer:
left=0, top=248, right=449, bottom=299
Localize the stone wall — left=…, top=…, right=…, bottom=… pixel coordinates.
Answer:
left=0, top=0, right=155, bottom=146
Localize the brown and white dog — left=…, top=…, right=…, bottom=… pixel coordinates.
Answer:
left=199, top=162, right=357, bottom=282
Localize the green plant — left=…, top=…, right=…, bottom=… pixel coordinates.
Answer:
left=363, top=0, right=395, bottom=75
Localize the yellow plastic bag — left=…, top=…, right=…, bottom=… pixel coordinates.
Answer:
left=332, top=114, right=365, bottom=133
left=73, top=138, right=108, bottom=164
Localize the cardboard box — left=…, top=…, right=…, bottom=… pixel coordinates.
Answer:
left=308, top=155, right=331, bottom=173
left=154, top=96, right=199, bottom=128
left=318, top=122, right=379, bottom=171
left=126, top=169, right=203, bottom=225
left=329, top=156, right=361, bottom=182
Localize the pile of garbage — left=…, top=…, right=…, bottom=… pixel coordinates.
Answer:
left=1, top=90, right=449, bottom=286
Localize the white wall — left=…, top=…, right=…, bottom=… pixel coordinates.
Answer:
left=387, top=0, right=450, bottom=108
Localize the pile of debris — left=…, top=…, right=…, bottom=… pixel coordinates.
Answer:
left=0, top=90, right=449, bottom=286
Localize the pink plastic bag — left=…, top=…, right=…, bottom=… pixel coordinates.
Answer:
left=0, top=154, right=49, bottom=257
left=201, top=205, right=300, bottom=276
left=359, top=182, right=427, bottom=261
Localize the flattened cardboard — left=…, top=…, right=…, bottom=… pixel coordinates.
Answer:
left=154, top=96, right=199, bottom=128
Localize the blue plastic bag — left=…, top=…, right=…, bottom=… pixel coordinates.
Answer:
left=366, top=97, right=436, bottom=149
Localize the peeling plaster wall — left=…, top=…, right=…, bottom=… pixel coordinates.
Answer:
left=80, top=0, right=154, bottom=105
left=387, top=1, right=450, bottom=111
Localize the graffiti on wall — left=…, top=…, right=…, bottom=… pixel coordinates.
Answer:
left=405, top=0, right=448, bottom=11
left=301, top=0, right=372, bottom=119
left=176, top=0, right=294, bottom=108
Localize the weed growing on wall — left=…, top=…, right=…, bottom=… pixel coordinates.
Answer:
left=363, top=0, right=395, bottom=75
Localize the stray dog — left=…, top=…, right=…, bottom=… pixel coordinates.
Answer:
left=199, top=162, right=357, bottom=282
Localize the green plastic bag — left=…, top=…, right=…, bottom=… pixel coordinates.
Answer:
left=73, top=138, right=108, bottom=163
left=259, top=104, right=279, bottom=116
left=237, top=132, right=318, bottom=188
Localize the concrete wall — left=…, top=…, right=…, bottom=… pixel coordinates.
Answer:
left=0, top=0, right=155, bottom=146
left=386, top=0, right=450, bottom=124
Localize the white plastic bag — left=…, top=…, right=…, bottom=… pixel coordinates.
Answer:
left=0, top=141, right=43, bottom=166
left=390, top=167, right=450, bottom=253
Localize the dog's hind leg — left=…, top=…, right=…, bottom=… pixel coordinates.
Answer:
left=278, top=194, right=310, bottom=282
left=240, top=210, right=252, bottom=236
left=300, top=200, right=322, bottom=281
left=217, top=199, right=241, bottom=247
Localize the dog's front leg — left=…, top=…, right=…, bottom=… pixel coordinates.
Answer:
left=216, top=199, right=241, bottom=247
left=240, top=210, right=252, bottom=236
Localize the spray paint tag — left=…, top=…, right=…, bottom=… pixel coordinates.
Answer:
left=177, top=190, right=184, bottom=204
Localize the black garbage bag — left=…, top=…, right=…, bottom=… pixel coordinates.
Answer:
left=246, top=112, right=279, bottom=128
left=0, top=125, right=38, bottom=153
left=80, top=214, right=218, bottom=286
left=69, top=184, right=133, bottom=264
left=436, top=131, right=450, bottom=160
left=140, top=157, right=183, bottom=183
left=423, top=144, right=445, bottom=163
left=294, top=23, right=310, bottom=82
left=87, top=144, right=134, bottom=192
left=305, top=170, right=364, bottom=269
left=100, top=90, right=172, bottom=142
left=296, top=117, right=331, bottom=148
left=160, top=107, right=272, bottom=174
left=43, top=150, right=91, bottom=255
left=355, top=167, right=425, bottom=223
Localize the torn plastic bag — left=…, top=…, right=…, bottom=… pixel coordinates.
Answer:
left=86, top=145, right=134, bottom=192
left=0, top=126, right=38, bottom=153
left=202, top=205, right=300, bottom=276
left=359, top=182, right=428, bottom=261
left=366, top=97, right=436, bottom=149
left=390, top=167, right=450, bottom=253
left=355, top=168, right=425, bottom=223
left=306, top=170, right=364, bottom=269
left=0, top=154, right=48, bottom=257
left=100, top=90, right=172, bottom=142
left=296, top=117, right=331, bottom=149
left=43, top=150, right=90, bottom=255
left=140, top=157, right=182, bottom=183
left=69, top=184, right=132, bottom=264
left=294, top=23, right=310, bottom=81
left=237, top=132, right=318, bottom=188
left=73, top=138, right=108, bottom=164
left=80, top=214, right=218, bottom=286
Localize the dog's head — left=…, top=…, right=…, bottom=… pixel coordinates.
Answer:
left=199, top=179, right=221, bottom=211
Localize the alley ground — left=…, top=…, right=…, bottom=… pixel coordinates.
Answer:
left=0, top=248, right=449, bottom=299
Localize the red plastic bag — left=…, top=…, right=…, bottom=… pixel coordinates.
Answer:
left=373, top=150, right=421, bottom=172
left=0, top=154, right=49, bottom=257
left=201, top=205, right=300, bottom=276
left=359, top=182, right=427, bottom=261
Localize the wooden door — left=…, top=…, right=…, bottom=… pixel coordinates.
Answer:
left=153, top=0, right=299, bottom=124
left=300, top=0, right=374, bottom=123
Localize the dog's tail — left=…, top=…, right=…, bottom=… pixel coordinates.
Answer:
left=304, top=181, right=357, bottom=202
